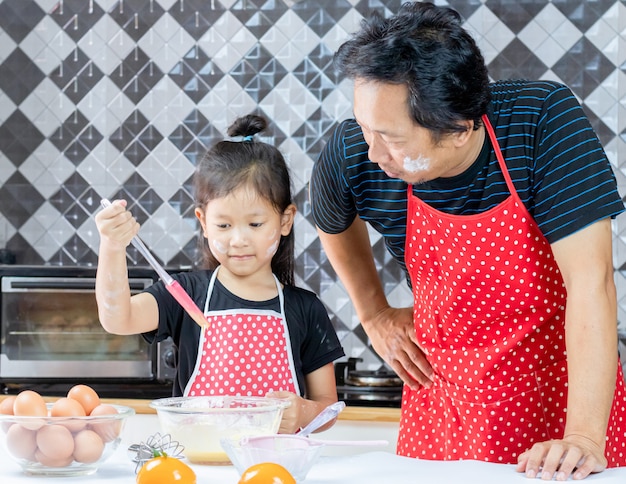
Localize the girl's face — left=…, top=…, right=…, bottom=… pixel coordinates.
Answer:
left=195, top=185, right=295, bottom=278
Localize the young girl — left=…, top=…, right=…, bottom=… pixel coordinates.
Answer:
left=95, top=114, right=345, bottom=434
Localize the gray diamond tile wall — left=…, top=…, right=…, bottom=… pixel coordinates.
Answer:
left=1, top=0, right=626, bottom=371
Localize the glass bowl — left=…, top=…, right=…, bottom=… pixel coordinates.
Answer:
left=0, top=403, right=134, bottom=477
left=221, top=434, right=325, bottom=482
left=150, top=396, right=289, bottom=465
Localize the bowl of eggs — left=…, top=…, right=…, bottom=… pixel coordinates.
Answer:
left=150, top=396, right=289, bottom=465
left=0, top=385, right=134, bottom=477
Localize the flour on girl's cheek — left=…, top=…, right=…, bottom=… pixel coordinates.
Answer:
left=403, top=154, right=431, bottom=172
left=211, top=240, right=227, bottom=254
left=267, top=229, right=279, bottom=256
left=267, top=241, right=279, bottom=256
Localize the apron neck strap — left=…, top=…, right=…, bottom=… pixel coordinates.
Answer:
left=205, top=267, right=285, bottom=316
left=481, top=114, right=517, bottom=196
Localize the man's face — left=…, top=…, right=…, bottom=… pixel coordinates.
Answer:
left=353, top=80, right=472, bottom=184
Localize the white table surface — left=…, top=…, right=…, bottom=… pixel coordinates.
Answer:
left=2, top=413, right=626, bottom=483
left=3, top=449, right=626, bottom=484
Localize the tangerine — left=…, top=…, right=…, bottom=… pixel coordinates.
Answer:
left=136, top=453, right=196, bottom=484
left=238, top=462, right=296, bottom=484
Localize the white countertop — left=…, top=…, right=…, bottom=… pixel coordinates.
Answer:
left=3, top=450, right=626, bottom=484
left=2, top=414, right=626, bottom=483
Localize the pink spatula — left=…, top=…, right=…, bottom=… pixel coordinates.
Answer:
left=100, top=198, right=207, bottom=328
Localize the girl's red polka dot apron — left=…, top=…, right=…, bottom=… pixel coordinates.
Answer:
left=183, top=268, right=299, bottom=397
left=399, top=114, right=626, bottom=465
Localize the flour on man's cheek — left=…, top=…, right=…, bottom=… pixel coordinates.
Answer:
left=403, top=154, right=431, bottom=172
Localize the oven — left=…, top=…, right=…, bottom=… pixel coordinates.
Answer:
left=335, top=358, right=403, bottom=408
left=0, top=266, right=176, bottom=398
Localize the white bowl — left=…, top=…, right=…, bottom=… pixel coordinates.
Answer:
left=221, top=434, right=325, bottom=482
left=150, top=396, right=289, bottom=465
left=0, top=404, right=134, bottom=477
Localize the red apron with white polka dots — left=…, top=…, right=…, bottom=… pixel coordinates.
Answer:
left=399, top=115, right=626, bottom=465
left=183, top=268, right=299, bottom=397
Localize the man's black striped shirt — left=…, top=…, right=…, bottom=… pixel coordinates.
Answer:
left=310, top=80, right=624, bottom=276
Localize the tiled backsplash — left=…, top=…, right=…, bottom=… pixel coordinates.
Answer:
left=0, top=0, right=625, bottom=370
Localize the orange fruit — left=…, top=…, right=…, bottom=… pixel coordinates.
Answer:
left=238, top=462, right=296, bottom=484
left=136, top=454, right=196, bottom=484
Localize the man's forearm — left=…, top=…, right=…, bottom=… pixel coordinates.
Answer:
left=552, top=219, right=617, bottom=447
left=316, top=217, right=389, bottom=323
left=563, top=290, right=617, bottom=447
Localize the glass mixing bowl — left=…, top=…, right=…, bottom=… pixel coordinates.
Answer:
left=150, top=396, right=289, bottom=465
left=0, top=404, right=134, bottom=477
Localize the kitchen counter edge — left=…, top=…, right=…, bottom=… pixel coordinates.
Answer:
left=0, top=395, right=401, bottom=422
left=110, top=399, right=401, bottom=422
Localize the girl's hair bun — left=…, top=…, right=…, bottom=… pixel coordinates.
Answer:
left=227, top=114, right=267, bottom=139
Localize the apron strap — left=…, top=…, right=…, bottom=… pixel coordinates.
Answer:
left=407, top=115, right=517, bottom=201
left=206, top=267, right=286, bottom=317
left=481, top=114, right=517, bottom=197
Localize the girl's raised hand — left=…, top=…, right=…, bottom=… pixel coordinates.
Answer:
left=95, top=199, right=140, bottom=250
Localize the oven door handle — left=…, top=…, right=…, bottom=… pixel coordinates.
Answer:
left=7, top=280, right=148, bottom=291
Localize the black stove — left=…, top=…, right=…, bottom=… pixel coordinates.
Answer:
left=335, top=358, right=402, bottom=408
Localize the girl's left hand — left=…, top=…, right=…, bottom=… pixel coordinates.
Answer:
left=516, top=434, right=607, bottom=480
left=265, top=391, right=302, bottom=434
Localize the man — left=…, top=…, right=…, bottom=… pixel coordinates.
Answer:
left=310, top=2, right=626, bottom=480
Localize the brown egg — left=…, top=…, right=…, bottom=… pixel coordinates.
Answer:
left=13, top=390, right=47, bottom=430
left=67, top=384, right=101, bottom=415
left=0, top=396, right=16, bottom=432
left=36, top=424, right=74, bottom=461
left=0, top=396, right=16, bottom=415
left=13, top=390, right=47, bottom=416
left=35, top=448, right=74, bottom=468
left=89, top=404, right=121, bottom=442
left=73, top=429, right=104, bottom=463
left=50, top=397, right=87, bottom=433
left=5, top=424, right=37, bottom=460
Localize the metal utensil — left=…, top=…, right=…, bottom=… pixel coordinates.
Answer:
left=100, top=198, right=207, bottom=328
left=128, top=432, right=185, bottom=473
left=297, top=401, right=346, bottom=437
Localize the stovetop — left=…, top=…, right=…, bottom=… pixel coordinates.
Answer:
left=337, top=386, right=402, bottom=408
left=335, top=358, right=403, bottom=408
